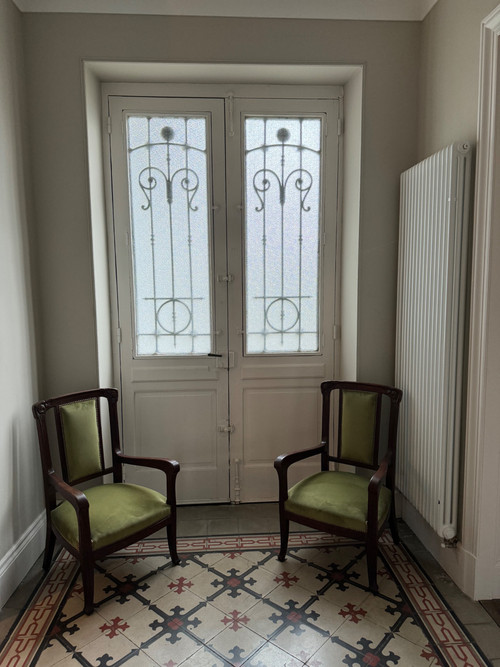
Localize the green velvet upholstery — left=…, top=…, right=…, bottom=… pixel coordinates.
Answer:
left=60, top=400, right=103, bottom=482
left=340, top=390, right=377, bottom=465
left=51, top=483, right=171, bottom=551
left=285, top=471, right=391, bottom=533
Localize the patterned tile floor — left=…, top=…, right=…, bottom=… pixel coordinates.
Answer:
left=1, top=503, right=500, bottom=666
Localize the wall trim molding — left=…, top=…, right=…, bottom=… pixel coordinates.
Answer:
left=463, top=4, right=500, bottom=600
left=0, top=512, right=45, bottom=608
left=12, top=0, right=439, bottom=22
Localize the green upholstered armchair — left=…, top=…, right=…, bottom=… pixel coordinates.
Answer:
left=274, top=380, right=402, bottom=593
left=32, top=388, right=180, bottom=614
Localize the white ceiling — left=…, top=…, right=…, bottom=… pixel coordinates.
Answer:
left=12, top=0, right=439, bottom=21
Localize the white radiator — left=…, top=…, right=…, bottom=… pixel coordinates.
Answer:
left=395, top=142, right=472, bottom=541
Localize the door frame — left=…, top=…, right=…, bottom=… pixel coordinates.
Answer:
left=462, top=5, right=500, bottom=600
left=102, top=81, right=344, bottom=502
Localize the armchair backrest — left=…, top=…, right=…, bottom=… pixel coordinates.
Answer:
left=32, top=388, right=121, bottom=487
left=320, top=381, right=402, bottom=471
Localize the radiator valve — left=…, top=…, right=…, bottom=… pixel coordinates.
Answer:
left=440, top=525, right=458, bottom=548
left=441, top=536, right=458, bottom=548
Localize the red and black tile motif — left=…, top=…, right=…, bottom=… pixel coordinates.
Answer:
left=0, top=533, right=491, bottom=666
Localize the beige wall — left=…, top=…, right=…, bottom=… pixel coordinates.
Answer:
left=22, top=14, right=420, bottom=396
left=419, top=0, right=499, bottom=158
left=410, top=0, right=500, bottom=597
left=0, top=0, right=43, bottom=603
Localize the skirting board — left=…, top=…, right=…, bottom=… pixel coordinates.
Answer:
left=0, top=512, right=45, bottom=608
left=397, top=491, right=477, bottom=600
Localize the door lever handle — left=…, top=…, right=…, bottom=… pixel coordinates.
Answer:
left=208, top=353, right=223, bottom=357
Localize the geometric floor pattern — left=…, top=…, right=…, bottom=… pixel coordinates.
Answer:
left=0, top=532, right=491, bottom=666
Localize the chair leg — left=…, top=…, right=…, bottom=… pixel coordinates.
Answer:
left=278, top=512, right=289, bottom=562
left=366, top=540, right=379, bottom=594
left=42, top=526, right=56, bottom=572
left=167, top=523, right=180, bottom=565
left=389, top=511, right=400, bottom=545
left=81, top=560, right=95, bottom=615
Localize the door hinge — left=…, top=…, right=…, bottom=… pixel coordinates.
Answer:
left=218, top=422, right=235, bottom=433
left=116, top=327, right=122, bottom=344
left=218, top=274, right=234, bottom=283
left=226, top=91, right=235, bottom=137
left=337, top=118, right=343, bottom=136
left=107, top=115, right=112, bottom=135
left=333, top=324, right=341, bottom=340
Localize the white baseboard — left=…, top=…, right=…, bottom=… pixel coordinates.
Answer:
left=0, top=512, right=46, bottom=608
left=397, top=492, right=477, bottom=599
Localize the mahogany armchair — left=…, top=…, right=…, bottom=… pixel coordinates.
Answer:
left=32, top=387, right=180, bottom=614
left=275, top=380, right=402, bottom=593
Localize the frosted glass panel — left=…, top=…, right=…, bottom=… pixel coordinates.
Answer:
left=126, top=115, right=212, bottom=356
left=244, top=117, right=322, bottom=354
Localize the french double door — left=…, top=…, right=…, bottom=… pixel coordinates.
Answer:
left=108, top=91, right=340, bottom=503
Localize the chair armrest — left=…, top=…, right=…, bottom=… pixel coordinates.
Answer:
left=116, top=452, right=180, bottom=507
left=48, top=472, right=92, bottom=549
left=116, top=452, right=180, bottom=476
left=274, top=443, right=326, bottom=501
left=48, top=472, right=89, bottom=512
left=274, top=443, right=326, bottom=471
left=367, top=454, right=393, bottom=530
left=368, top=452, right=393, bottom=497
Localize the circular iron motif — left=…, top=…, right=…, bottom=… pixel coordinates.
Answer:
left=157, top=299, right=192, bottom=334
left=265, top=298, right=299, bottom=332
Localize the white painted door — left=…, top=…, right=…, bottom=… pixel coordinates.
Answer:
left=108, top=93, right=339, bottom=503
left=226, top=99, right=338, bottom=502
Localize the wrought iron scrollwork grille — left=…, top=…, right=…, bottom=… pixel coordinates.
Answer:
left=126, top=115, right=212, bottom=356
left=244, top=116, right=323, bottom=354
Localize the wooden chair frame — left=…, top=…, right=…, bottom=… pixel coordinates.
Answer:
left=32, top=387, right=180, bottom=614
left=274, top=380, right=402, bottom=592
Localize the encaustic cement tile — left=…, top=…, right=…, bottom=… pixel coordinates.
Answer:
left=242, top=640, right=304, bottom=666
left=35, top=637, right=73, bottom=666
left=116, top=605, right=166, bottom=647
left=207, top=624, right=267, bottom=666
left=68, top=631, right=140, bottom=667
left=185, top=601, right=230, bottom=643
left=271, top=621, right=330, bottom=663
left=143, top=630, right=202, bottom=665
left=180, top=645, right=232, bottom=666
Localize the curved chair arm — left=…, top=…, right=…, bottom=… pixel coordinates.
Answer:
left=367, top=453, right=392, bottom=529
left=48, top=471, right=90, bottom=511
left=368, top=452, right=393, bottom=493
left=274, top=443, right=326, bottom=500
left=48, top=472, right=92, bottom=548
left=116, top=452, right=180, bottom=506
left=275, top=443, right=326, bottom=471
left=116, top=452, right=180, bottom=475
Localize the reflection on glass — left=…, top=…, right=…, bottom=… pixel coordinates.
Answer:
left=244, top=117, right=322, bottom=354
left=126, top=115, right=211, bottom=356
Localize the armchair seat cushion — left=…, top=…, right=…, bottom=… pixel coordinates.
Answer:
left=285, top=471, right=391, bottom=533
left=51, top=483, right=171, bottom=551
